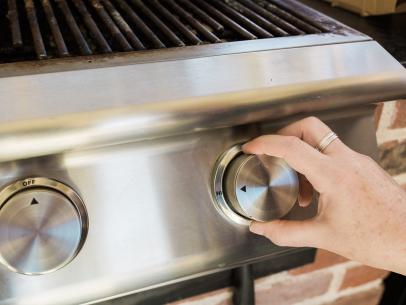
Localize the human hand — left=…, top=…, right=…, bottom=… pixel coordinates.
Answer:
left=243, top=117, right=406, bottom=275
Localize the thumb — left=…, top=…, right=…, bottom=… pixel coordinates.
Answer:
left=250, top=219, right=322, bottom=248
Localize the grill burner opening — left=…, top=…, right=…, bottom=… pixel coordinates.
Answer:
left=0, top=0, right=329, bottom=63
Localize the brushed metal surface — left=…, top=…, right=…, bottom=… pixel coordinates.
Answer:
left=0, top=178, right=87, bottom=275
left=0, top=109, right=377, bottom=305
left=0, top=41, right=405, bottom=162
left=224, top=154, right=299, bottom=222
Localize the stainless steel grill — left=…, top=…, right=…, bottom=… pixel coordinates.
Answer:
left=0, top=0, right=329, bottom=62
left=1, top=1, right=406, bottom=304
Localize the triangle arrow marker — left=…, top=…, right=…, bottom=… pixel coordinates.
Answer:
left=240, top=186, right=247, bottom=192
left=30, top=198, right=39, bottom=205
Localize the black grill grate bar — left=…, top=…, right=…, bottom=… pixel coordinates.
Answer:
left=41, top=0, right=69, bottom=56
left=195, top=1, right=257, bottom=40
left=7, top=0, right=23, bottom=47
left=207, top=0, right=273, bottom=38
left=259, top=0, right=322, bottom=34
left=226, top=0, right=289, bottom=37
left=90, top=0, right=133, bottom=51
left=150, top=0, right=202, bottom=45
left=100, top=0, right=145, bottom=50
left=130, top=0, right=185, bottom=47
left=236, top=0, right=304, bottom=35
left=176, top=0, right=224, bottom=33
left=164, top=0, right=221, bottom=44
left=115, top=0, right=166, bottom=49
left=55, top=0, right=92, bottom=55
left=71, top=0, right=112, bottom=53
left=25, top=0, right=47, bottom=59
left=266, top=0, right=329, bottom=33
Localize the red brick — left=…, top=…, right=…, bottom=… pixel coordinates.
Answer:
left=327, top=285, right=384, bottom=305
left=374, top=103, right=384, bottom=130
left=289, top=250, right=347, bottom=275
left=255, top=271, right=332, bottom=305
left=378, top=140, right=399, bottom=151
left=390, top=100, right=406, bottom=129
left=167, top=288, right=232, bottom=305
left=340, top=265, right=389, bottom=290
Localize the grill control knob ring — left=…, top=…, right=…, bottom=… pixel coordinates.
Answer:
left=212, top=145, right=299, bottom=225
left=0, top=178, right=88, bottom=275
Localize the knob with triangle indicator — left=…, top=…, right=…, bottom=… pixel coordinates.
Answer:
left=223, top=153, right=299, bottom=222
left=0, top=178, right=88, bottom=275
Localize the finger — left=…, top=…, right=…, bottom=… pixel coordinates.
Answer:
left=278, top=117, right=347, bottom=155
left=250, top=219, right=322, bottom=248
left=298, top=174, right=313, bottom=207
left=243, top=135, right=329, bottom=191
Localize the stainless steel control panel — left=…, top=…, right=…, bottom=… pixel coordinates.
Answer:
left=212, top=146, right=299, bottom=224
left=0, top=178, right=88, bottom=275
left=0, top=109, right=378, bottom=305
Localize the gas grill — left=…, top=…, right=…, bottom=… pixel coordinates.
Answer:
left=0, top=1, right=406, bottom=305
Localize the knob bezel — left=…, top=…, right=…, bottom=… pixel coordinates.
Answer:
left=0, top=177, right=88, bottom=275
left=211, top=145, right=251, bottom=225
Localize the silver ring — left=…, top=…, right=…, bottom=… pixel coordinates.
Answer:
left=316, top=131, right=338, bottom=152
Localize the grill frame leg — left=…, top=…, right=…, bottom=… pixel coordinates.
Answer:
left=232, top=265, right=255, bottom=305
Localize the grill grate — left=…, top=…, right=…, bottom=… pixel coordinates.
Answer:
left=0, top=0, right=329, bottom=63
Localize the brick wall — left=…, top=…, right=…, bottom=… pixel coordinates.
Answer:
left=168, top=100, right=406, bottom=305
left=376, top=101, right=406, bottom=186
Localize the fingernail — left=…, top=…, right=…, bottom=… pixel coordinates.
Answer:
left=242, top=143, right=252, bottom=153
left=249, top=222, right=264, bottom=235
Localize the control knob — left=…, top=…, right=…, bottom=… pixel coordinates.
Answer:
left=0, top=178, right=88, bottom=275
left=212, top=146, right=299, bottom=224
